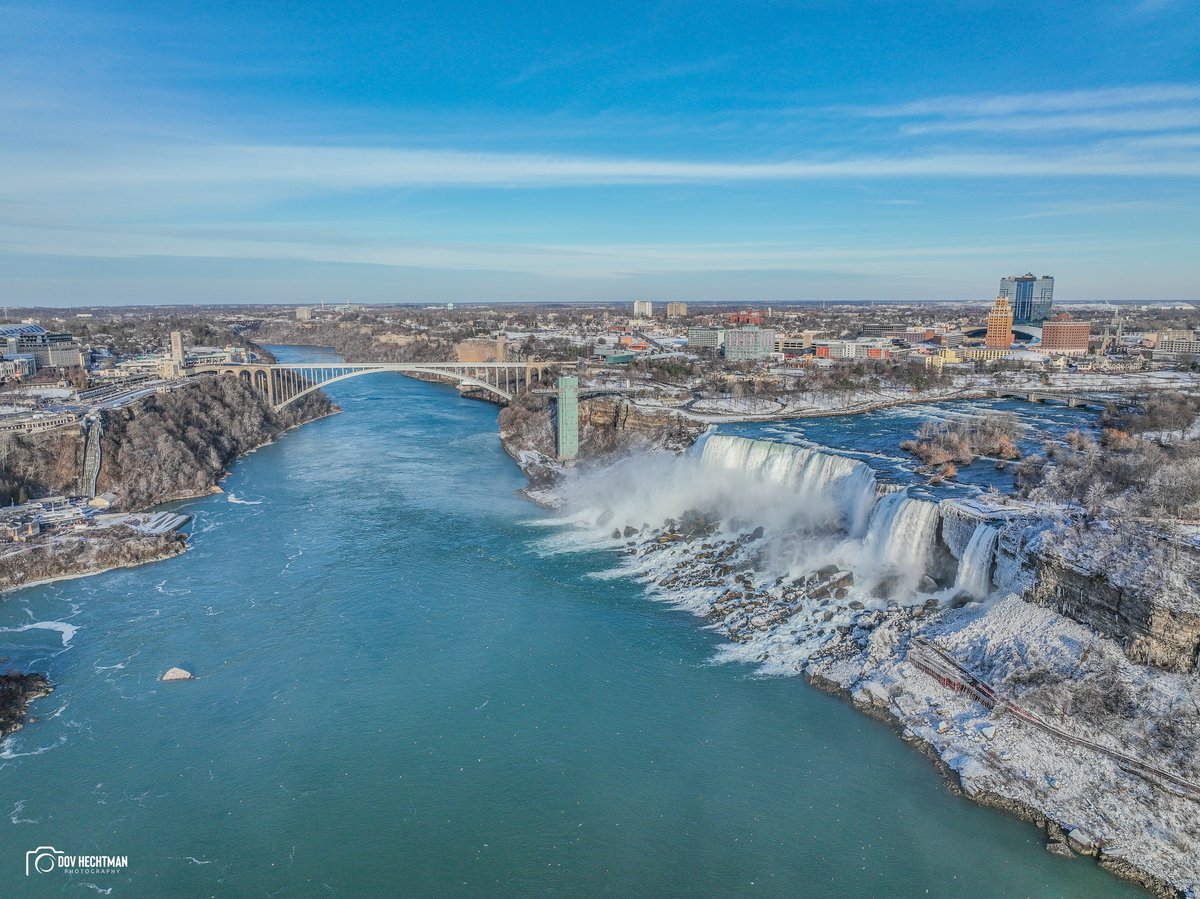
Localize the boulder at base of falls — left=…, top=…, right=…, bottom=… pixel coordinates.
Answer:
left=1067, top=828, right=1097, bottom=856
left=1046, top=842, right=1075, bottom=859
left=161, top=667, right=193, bottom=681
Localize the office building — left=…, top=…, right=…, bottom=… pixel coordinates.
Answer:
left=687, top=327, right=725, bottom=354
left=665, top=302, right=688, bottom=318
left=985, top=296, right=1014, bottom=350
left=724, top=327, right=778, bottom=361
left=632, top=299, right=654, bottom=318
left=861, top=322, right=903, bottom=338
left=998, top=273, right=1054, bottom=324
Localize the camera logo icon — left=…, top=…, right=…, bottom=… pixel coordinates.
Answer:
left=26, top=846, right=63, bottom=876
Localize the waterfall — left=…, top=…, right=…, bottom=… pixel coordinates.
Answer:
left=864, top=490, right=907, bottom=554
left=955, top=524, right=998, bottom=598
left=700, top=435, right=878, bottom=536
left=879, top=497, right=941, bottom=572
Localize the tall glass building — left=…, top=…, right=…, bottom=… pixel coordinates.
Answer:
left=998, top=274, right=1054, bottom=323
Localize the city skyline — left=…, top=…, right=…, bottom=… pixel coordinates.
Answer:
left=2, top=1, right=1199, bottom=305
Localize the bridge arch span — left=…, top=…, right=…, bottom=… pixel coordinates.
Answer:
left=276, top=366, right=514, bottom=410
left=190, top=361, right=558, bottom=410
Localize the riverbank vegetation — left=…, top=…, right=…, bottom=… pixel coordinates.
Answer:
left=1017, top=427, right=1200, bottom=521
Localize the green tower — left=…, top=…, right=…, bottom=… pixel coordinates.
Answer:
left=556, top=375, right=579, bottom=462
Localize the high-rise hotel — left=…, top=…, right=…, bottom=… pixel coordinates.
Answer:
left=985, top=296, right=1014, bottom=349
left=998, top=273, right=1054, bottom=324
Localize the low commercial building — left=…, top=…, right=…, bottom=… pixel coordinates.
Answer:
left=776, top=331, right=820, bottom=356
left=813, top=340, right=856, bottom=359
left=1152, top=334, right=1200, bottom=361
left=962, top=346, right=1015, bottom=363
left=923, top=348, right=964, bottom=371
left=0, top=354, right=36, bottom=379
left=0, top=412, right=80, bottom=433
left=0, top=506, right=41, bottom=542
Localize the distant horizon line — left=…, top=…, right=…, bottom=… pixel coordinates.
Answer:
left=2, top=298, right=1194, bottom=313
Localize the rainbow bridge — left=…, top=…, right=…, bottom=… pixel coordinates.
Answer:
left=190, top=361, right=556, bottom=409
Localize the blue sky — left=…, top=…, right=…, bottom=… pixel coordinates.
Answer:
left=2, top=0, right=1199, bottom=305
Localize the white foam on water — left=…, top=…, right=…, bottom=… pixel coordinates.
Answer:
left=0, top=620, right=79, bottom=647
left=226, top=493, right=264, bottom=505
left=9, top=800, right=38, bottom=824
left=0, top=731, right=68, bottom=760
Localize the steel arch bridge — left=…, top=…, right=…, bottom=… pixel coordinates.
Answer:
left=190, top=361, right=556, bottom=409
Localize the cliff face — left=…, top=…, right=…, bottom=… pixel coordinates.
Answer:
left=0, top=429, right=83, bottom=503
left=578, top=397, right=708, bottom=457
left=497, top=393, right=708, bottom=489
left=940, top=500, right=1200, bottom=675
left=1031, top=539, right=1200, bottom=673
left=95, top=376, right=334, bottom=509
left=2, top=377, right=332, bottom=511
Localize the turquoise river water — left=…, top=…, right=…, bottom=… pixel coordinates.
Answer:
left=0, top=347, right=1141, bottom=897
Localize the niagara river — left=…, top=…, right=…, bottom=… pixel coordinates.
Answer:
left=0, top=346, right=1143, bottom=897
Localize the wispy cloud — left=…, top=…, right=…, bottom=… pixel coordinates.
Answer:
left=4, top=141, right=1198, bottom=210
left=856, top=84, right=1200, bottom=118
left=1132, top=0, right=1181, bottom=14
left=903, top=109, right=1200, bottom=136
left=0, top=217, right=1100, bottom=279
